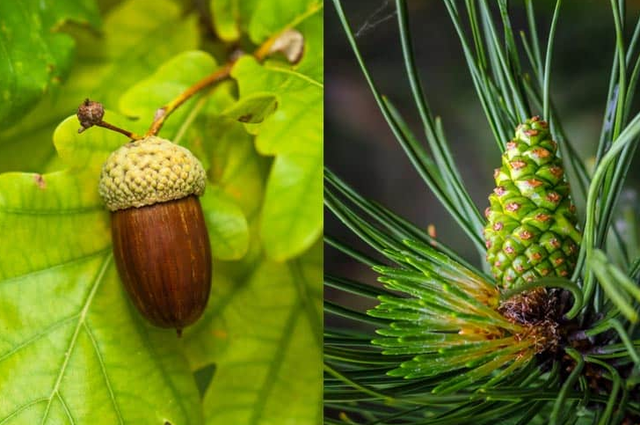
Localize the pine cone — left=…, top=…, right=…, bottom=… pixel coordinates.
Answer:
left=484, top=117, right=582, bottom=288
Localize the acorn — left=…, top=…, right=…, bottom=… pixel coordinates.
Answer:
left=99, top=136, right=212, bottom=336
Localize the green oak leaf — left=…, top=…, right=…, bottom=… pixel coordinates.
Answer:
left=0, top=0, right=101, bottom=126
left=200, top=187, right=249, bottom=260
left=201, top=116, right=268, bottom=219
left=0, top=171, right=203, bottom=424
left=230, top=12, right=323, bottom=260
left=261, top=147, right=323, bottom=260
left=231, top=56, right=322, bottom=156
left=209, top=0, right=321, bottom=46
left=208, top=0, right=260, bottom=42
left=184, top=242, right=322, bottom=425
left=293, top=9, right=323, bottom=83
left=210, top=0, right=254, bottom=42
left=210, top=0, right=241, bottom=41
left=0, top=0, right=199, bottom=173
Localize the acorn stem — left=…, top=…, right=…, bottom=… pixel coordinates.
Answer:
left=95, top=121, right=144, bottom=141
left=76, top=99, right=144, bottom=140
left=144, top=28, right=305, bottom=137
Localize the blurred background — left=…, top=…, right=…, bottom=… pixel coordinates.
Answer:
left=325, top=0, right=640, bottom=323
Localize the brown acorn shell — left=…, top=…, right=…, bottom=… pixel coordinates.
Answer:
left=111, top=195, right=212, bottom=334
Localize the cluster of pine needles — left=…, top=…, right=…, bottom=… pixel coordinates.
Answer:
left=325, top=1, right=640, bottom=424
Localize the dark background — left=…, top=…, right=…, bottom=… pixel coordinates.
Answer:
left=325, top=0, right=640, bottom=316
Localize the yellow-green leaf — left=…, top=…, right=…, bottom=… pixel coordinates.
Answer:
left=210, top=0, right=240, bottom=41
left=201, top=187, right=250, bottom=260
left=261, top=149, right=323, bottom=260
left=231, top=56, right=322, bottom=155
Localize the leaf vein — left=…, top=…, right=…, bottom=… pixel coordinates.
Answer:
left=0, top=314, right=79, bottom=365
left=248, top=305, right=300, bottom=425
left=266, top=155, right=321, bottom=245
left=283, top=1, right=323, bottom=32
left=184, top=261, right=259, bottom=340
left=263, top=65, right=323, bottom=88
left=289, top=259, right=321, bottom=347
left=0, top=248, right=111, bottom=286
left=56, top=392, right=75, bottom=425
left=39, top=253, right=112, bottom=425
left=0, top=398, right=48, bottom=425
left=135, top=327, right=191, bottom=423
left=0, top=207, right=103, bottom=216
left=83, top=322, right=124, bottom=425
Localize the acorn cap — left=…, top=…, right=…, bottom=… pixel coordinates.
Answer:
left=99, top=136, right=206, bottom=211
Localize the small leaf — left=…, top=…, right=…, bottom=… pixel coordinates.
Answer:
left=186, top=93, right=267, bottom=218
left=222, top=93, right=278, bottom=124
left=200, top=187, right=250, bottom=260
left=231, top=56, right=322, bottom=155
left=293, top=10, right=323, bottom=82
left=210, top=0, right=241, bottom=41
left=209, top=0, right=259, bottom=42
left=261, top=149, right=323, bottom=260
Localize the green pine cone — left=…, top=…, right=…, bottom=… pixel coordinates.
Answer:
left=483, top=116, right=582, bottom=288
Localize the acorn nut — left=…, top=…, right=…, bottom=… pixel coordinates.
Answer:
left=99, top=136, right=211, bottom=336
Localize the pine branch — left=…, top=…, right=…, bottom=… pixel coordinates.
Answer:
left=326, top=1, right=640, bottom=423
